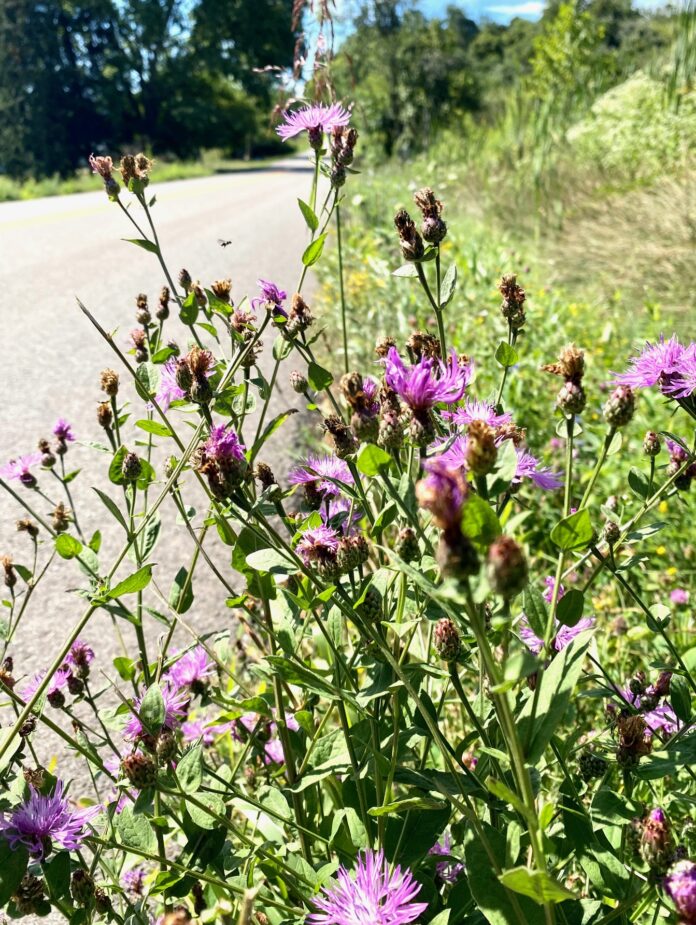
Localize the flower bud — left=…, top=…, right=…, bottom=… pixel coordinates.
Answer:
left=97, top=401, right=113, bottom=429
left=52, top=503, right=70, bottom=534
left=395, top=527, right=420, bottom=563
left=175, top=358, right=193, bottom=393
left=122, top=753, right=157, bottom=789
left=357, top=586, right=382, bottom=623
left=466, top=421, right=498, bottom=476
left=351, top=410, right=379, bottom=443
left=94, top=887, right=112, bottom=915
left=579, top=750, right=608, bottom=782
left=190, top=376, right=213, bottom=405
left=557, top=381, right=586, bottom=415
left=378, top=409, right=404, bottom=450
left=499, top=274, right=526, bottom=332
left=337, top=535, right=370, bottom=574
left=434, top=618, right=461, bottom=662
left=436, top=530, right=479, bottom=579
left=178, top=268, right=192, bottom=291
left=290, top=370, right=308, bottom=394
left=603, top=385, right=635, bottom=428
left=643, top=431, right=661, bottom=457
left=487, top=536, right=528, bottom=599
left=156, top=730, right=177, bottom=765
left=13, top=874, right=45, bottom=916
left=71, top=869, right=95, bottom=906
left=122, top=452, right=142, bottom=482
left=640, top=808, right=675, bottom=873
left=408, top=409, right=435, bottom=447
left=603, top=520, right=621, bottom=546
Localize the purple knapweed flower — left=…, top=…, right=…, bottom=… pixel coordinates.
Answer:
left=276, top=102, right=351, bottom=142
left=238, top=711, right=300, bottom=765
left=307, top=848, right=427, bottom=925
left=251, top=279, right=287, bottom=316
left=513, top=448, right=563, bottom=490
left=0, top=452, right=43, bottom=487
left=614, top=335, right=689, bottom=397
left=296, top=525, right=341, bottom=567
left=362, top=377, right=381, bottom=415
left=181, top=718, right=233, bottom=747
left=124, top=682, right=189, bottom=741
left=429, top=831, right=464, bottom=883
left=324, top=496, right=361, bottom=535
left=543, top=576, right=565, bottom=604
left=518, top=617, right=595, bottom=655
left=444, top=398, right=512, bottom=428
left=384, top=346, right=471, bottom=411
left=155, top=359, right=186, bottom=410
left=428, top=435, right=468, bottom=473
left=671, top=588, right=690, bottom=606
left=53, top=419, right=75, bottom=443
left=619, top=689, right=681, bottom=737
left=66, top=640, right=94, bottom=671
left=167, top=645, right=215, bottom=691
left=203, top=424, right=245, bottom=463
left=122, top=866, right=147, bottom=896
left=289, top=455, right=354, bottom=499
left=20, top=666, right=71, bottom=703
left=0, top=781, right=99, bottom=859
left=665, top=860, right=696, bottom=924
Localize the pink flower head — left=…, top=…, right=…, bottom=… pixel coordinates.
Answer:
left=276, top=102, right=351, bottom=142
left=308, top=848, right=427, bottom=925
left=513, top=448, right=563, bottom=491
left=665, top=860, right=696, bottom=923
left=238, top=711, right=299, bottom=765
left=444, top=398, right=512, bottom=428
left=122, top=866, right=147, bottom=896
left=66, top=640, right=95, bottom=673
left=619, top=688, right=681, bottom=737
left=0, top=781, right=99, bottom=859
left=428, top=435, right=468, bottom=473
left=124, top=682, right=189, bottom=741
left=0, top=452, right=43, bottom=487
left=324, top=496, right=361, bottom=535
left=384, top=347, right=471, bottom=411
left=518, top=616, right=595, bottom=655
left=53, top=419, right=75, bottom=442
left=614, top=335, right=689, bottom=397
left=543, top=576, right=565, bottom=603
left=155, top=359, right=186, bottom=410
left=362, top=377, right=381, bottom=416
left=671, top=588, right=689, bottom=606
left=181, top=718, right=233, bottom=746
left=20, top=667, right=71, bottom=702
left=203, top=424, right=245, bottom=463
left=289, top=455, right=353, bottom=498
left=166, top=645, right=215, bottom=691
left=296, top=525, right=340, bottom=567
left=429, top=831, right=464, bottom=883
left=89, top=154, right=114, bottom=178
left=251, top=279, right=287, bottom=316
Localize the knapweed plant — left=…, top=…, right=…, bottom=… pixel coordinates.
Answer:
left=1, top=104, right=696, bottom=925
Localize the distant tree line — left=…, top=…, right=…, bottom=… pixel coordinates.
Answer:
left=331, top=0, right=678, bottom=158
left=0, top=0, right=296, bottom=179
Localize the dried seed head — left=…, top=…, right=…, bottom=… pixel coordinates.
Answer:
left=375, top=336, right=397, bottom=359
left=13, top=873, right=46, bottom=916
left=16, top=518, right=39, bottom=539
left=121, top=752, right=157, bottom=789
left=499, top=274, right=526, bottom=331
left=543, top=344, right=585, bottom=385
left=178, top=268, right=192, bottom=291
left=71, top=869, right=95, bottom=906
left=406, top=331, right=441, bottom=361
left=1, top=556, right=15, bottom=590
left=394, top=209, right=425, bottom=261
left=122, top=452, right=142, bottom=482
left=100, top=369, right=119, bottom=397
left=211, top=278, right=232, bottom=303
left=52, top=502, right=71, bottom=534
left=322, top=416, right=358, bottom=459
left=97, top=401, right=113, bottom=429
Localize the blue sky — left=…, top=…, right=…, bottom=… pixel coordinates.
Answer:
left=417, top=0, right=668, bottom=21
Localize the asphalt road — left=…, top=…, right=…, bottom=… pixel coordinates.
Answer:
left=0, top=159, right=319, bottom=791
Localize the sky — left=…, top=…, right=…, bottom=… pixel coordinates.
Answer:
left=418, top=0, right=669, bottom=20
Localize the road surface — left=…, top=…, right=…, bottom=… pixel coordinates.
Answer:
left=0, top=159, right=320, bottom=803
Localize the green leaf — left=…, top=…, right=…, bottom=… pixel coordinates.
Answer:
left=298, top=198, right=319, bottom=232
left=54, top=534, right=83, bottom=559
left=109, top=565, right=153, bottom=598
left=116, top=806, right=157, bottom=853
left=460, top=495, right=501, bottom=546
left=486, top=778, right=530, bottom=820
left=169, top=566, right=194, bottom=614
left=179, top=290, right=198, bottom=325
left=254, top=409, right=298, bottom=457
left=495, top=341, right=519, bottom=368
left=113, top=656, right=136, bottom=681
left=392, top=264, right=419, bottom=278
left=187, top=793, right=225, bottom=830
left=440, top=264, right=457, bottom=307
left=550, top=509, right=594, bottom=551
left=0, top=840, right=28, bottom=905
left=245, top=548, right=294, bottom=573
left=307, top=362, right=333, bottom=391
left=368, top=796, right=447, bottom=816
left=134, top=363, right=159, bottom=401
left=518, top=631, right=592, bottom=763
left=93, top=487, right=128, bottom=532
left=356, top=443, right=392, bottom=476
left=108, top=446, right=128, bottom=485
left=556, top=588, right=585, bottom=627
left=177, top=744, right=203, bottom=794
left=499, top=867, right=576, bottom=905
left=139, top=683, right=166, bottom=733
left=43, top=850, right=71, bottom=901
left=522, top=587, right=548, bottom=638
left=122, top=237, right=158, bottom=254
left=671, top=674, right=692, bottom=724
left=302, top=233, right=327, bottom=267
left=136, top=419, right=172, bottom=437
left=627, top=467, right=650, bottom=500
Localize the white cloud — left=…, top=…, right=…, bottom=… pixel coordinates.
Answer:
left=487, top=1, right=545, bottom=14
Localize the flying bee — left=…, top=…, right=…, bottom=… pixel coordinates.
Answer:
left=218, top=238, right=232, bottom=248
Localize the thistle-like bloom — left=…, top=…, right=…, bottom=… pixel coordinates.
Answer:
left=124, top=682, right=189, bottom=740
left=444, top=398, right=512, bottom=428
left=518, top=616, right=595, bottom=655
left=0, top=452, right=43, bottom=486
left=513, top=448, right=563, bottom=490
left=276, top=103, right=351, bottom=142
left=614, top=335, right=691, bottom=397
left=167, top=645, right=215, bottom=691
left=384, top=347, right=471, bottom=411
left=308, top=848, right=427, bottom=925
left=671, top=588, right=689, bottom=605
left=251, top=279, right=287, bottom=316
left=238, top=711, right=300, bottom=765
left=665, top=860, right=696, bottom=924
left=324, top=496, right=361, bottom=535
left=429, top=831, right=465, bottom=884
left=89, top=154, right=114, bottom=178
left=296, top=525, right=341, bottom=567
left=543, top=576, right=565, bottom=603
left=619, top=689, right=681, bottom=736
left=181, top=717, right=233, bottom=746
left=20, top=666, right=71, bottom=702
left=418, top=458, right=467, bottom=528
left=203, top=424, right=245, bottom=463
left=53, top=419, right=75, bottom=443
left=0, top=781, right=98, bottom=859
left=155, top=359, right=186, bottom=410
left=66, top=640, right=94, bottom=671
left=122, top=866, right=147, bottom=896
left=289, top=455, right=353, bottom=498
